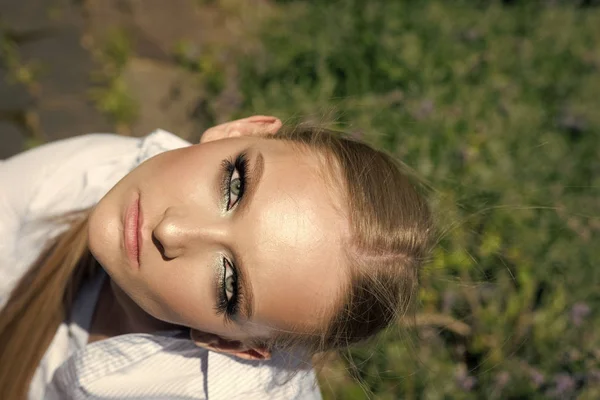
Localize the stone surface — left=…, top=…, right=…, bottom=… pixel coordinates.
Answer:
left=84, top=0, right=135, bottom=45
left=18, top=25, right=95, bottom=97
left=36, top=95, right=112, bottom=141
left=128, top=0, right=205, bottom=54
left=0, top=68, right=34, bottom=111
left=1, top=0, right=258, bottom=147
left=6, top=1, right=115, bottom=141
left=0, top=121, right=25, bottom=159
left=86, top=0, right=207, bottom=61
left=122, top=58, right=204, bottom=139
left=0, top=0, right=83, bottom=33
left=0, top=0, right=54, bottom=33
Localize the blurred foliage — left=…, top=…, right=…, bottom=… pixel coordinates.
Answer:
left=0, top=27, right=43, bottom=87
left=174, top=40, right=226, bottom=95
left=203, top=0, right=599, bottom=398
left=0, top=26, right=45, bottom=148
left=89, top=28, right=139, bottom=131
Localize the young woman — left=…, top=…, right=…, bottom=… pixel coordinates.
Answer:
left=0, top=115, right=432, bottom=399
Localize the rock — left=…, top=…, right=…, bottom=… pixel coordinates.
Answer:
left=18, top=24, right=95, bottom=97
left=0, top=0, right=83, bottom=34
left=85, top=0, right=205, bottom=62
left=121, top=58, right=203, bottom=140
left=13, top=18, right=114, bottom=141
left=0, top=0, right=109, bottom=143
left=84, top=0, right=135, bottom=46
left=128, top=0, right=205, bottom=55
left=0, top=121, right=25, bottom=159
left=36, top=96, right=113, bottom=141
left=0, top=67, right=34, bottom=111
left=0, top=0, right=54, bottom=33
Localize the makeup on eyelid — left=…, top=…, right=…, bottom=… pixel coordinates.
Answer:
left=214, top=152, right=248, bottom=320
left=220, top=152, right=249, bottom=212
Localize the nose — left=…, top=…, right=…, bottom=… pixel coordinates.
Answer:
left=152, top=206, right=229, bottom=259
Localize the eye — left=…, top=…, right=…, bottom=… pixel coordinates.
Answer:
left=223, top=259, right=236, bottom=301
left=228, top=168, right=242, bottom=209
left=215, top=257, right=240, bottom=319
left=221, top=152, right=248, bottom=212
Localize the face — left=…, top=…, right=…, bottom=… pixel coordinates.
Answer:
left=88, top=136, right=350, bottom=343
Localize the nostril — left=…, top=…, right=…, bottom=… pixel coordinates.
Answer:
left=152, top=232, right=173, bottom=261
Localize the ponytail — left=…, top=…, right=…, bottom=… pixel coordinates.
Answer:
left=0, top=210, right=96, bottom=399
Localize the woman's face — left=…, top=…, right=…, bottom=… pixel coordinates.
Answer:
left=89, top=134, right=350, bottom=343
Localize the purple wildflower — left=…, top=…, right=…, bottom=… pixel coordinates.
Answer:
left=494, top=371, right=510, bottom=391
left=548, top=373, right=576, bottom=398
left=529, top=368, right=545, bottom=388
left=589, top=370, right=600, bottom=384
left=455, top=366, right=477, bottom=392
left=442, top=290, right=456, bottom=314
left=570, top=302, right=591, bottom=327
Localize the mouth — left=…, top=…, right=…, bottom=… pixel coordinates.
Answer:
left=124, top=192, right=142, bottom=269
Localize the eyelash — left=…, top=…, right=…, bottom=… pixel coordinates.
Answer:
left=215, top=153, right=248, bottom=320
left=221, top=153, right=248, bottom=211
left=215, top=258, right=241, bottom=321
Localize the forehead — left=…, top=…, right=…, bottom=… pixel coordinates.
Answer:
left=236, top=139, right=350, bottom=334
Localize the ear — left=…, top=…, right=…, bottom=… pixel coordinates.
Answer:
left=190, top=329, right=271, bottom=361
left=200, top=115, right=282, bottom=144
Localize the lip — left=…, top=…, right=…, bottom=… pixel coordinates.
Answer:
left=124, top=191, right=142, bottom=270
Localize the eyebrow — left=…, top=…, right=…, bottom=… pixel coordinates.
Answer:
left=231, top=150, right=264, bottom=321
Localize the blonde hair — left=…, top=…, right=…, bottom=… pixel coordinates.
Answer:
left=265, top=125, right=432, bottom=352
left=0, top=210, right=96, bottom=399
left=0, top=125, right=432, bottom=398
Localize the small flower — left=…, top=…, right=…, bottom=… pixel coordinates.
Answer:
left=589, top=369, right=600, bottom=384
left=529, top=368, right=545, bottom=388
left=494, top=371, right=510, bottom=391
left=455, top=366, right=477, bottom=392
left=548, top=373, right=576, bottom=398
left=442, top=290, right=456, bottom=313
left=570, top=302, right=591, bottom=327
left=414, top=99, right=434, bottom=120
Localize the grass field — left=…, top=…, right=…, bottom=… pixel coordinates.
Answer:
left=207, top=1, right=600, bottom=398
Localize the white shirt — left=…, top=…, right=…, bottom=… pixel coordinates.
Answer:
left=0, top=130, right=322, bottom=399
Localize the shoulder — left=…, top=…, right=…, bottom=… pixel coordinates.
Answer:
left=6, top=134, right=137, bottom=222
left=2, top=130, right=190, bottom=180
left=207, top=349, right=322, bottom=399
left=10, top=130, right=190, bottom=217
left=2, top=133, right=140, bottom=171
left=46, top=333, right=321, bottom=400
left=0, top=134, right=141, bottom=215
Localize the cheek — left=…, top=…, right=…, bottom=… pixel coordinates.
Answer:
left=143, top=149, right=215, bottom=206
left=140, top=257, right=221, bottom=328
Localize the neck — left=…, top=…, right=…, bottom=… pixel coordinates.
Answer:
left=88, top=276, right=178, bottom=343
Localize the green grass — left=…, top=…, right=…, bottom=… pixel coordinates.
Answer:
left=209, top=1, right=600, bottom=398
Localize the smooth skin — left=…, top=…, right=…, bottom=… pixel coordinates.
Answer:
left=88, top=116, right=350, bottom=359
